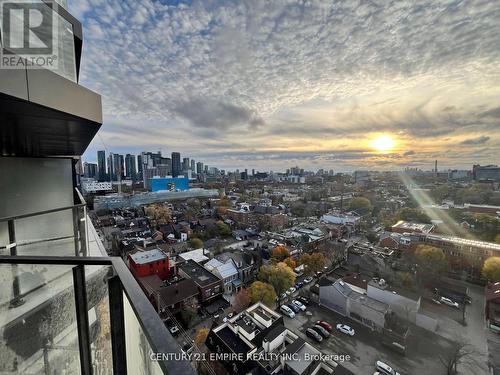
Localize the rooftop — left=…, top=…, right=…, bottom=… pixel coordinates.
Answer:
left=178, top=248, right=210, bottom=263
left=129, top=249, right=167, bottom=265
left=178, top=259, right=221, bottom=287
left=392, top=220, right=434, bottom=234
left=215, top=326, right=254, bottom=354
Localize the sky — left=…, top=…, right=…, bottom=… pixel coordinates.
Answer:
left=75, top=0, right=500, bottom=172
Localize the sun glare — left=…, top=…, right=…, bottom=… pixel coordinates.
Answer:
left=370, top=135, right=396, bottom=152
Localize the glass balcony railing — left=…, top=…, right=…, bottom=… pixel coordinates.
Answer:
left=0, top=188, right=195, bottom=375
left=0, top=256, right=195, bottom=375
left=0, top=188, right=88, bottom=261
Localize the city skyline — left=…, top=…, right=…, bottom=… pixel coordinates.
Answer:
left=76, top=0, right=500, bottom=171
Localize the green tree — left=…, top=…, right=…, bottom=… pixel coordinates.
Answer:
left=248, top=281, right=277, bottom=307
left=495, top=234, right=500, bottom=244
left=190, top=237, right=204, bottom=249
left=215, top=220, right=231, bottom=236
left=349, top=197, right=372, bottom=212
left=482, top=257, right=500, bottom=281
left=397, top=208, right=430, bottom=223
left=299, top=253, right=326, bottom=276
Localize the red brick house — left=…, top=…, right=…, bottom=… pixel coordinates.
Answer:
left=128, top=248, right=170, bottom=280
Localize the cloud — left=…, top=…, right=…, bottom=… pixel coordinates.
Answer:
left=460, top=136, right=490, bottom=145
left=75, top=0, right=500, bottom=170
left=173, top=98, right=265, bottom=130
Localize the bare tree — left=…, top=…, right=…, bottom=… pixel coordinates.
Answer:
left=439, top=335, right=484, bottom=375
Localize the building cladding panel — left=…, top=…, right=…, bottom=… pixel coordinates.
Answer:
left=149, top=177, right=189, bottom=192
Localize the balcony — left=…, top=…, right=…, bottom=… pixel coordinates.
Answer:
left=0, top=193, right=196, bottom=375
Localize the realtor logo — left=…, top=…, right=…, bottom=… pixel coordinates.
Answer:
left=1, top=0, right=58, bottom=69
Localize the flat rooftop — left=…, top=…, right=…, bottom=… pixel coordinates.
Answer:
left=215, top=326, right=253, bottom=354
left=178, top=259, right=221, bottom=286
left=129, top=249, right=166, bottom=265
left=392, top=220, right=434, bottom=233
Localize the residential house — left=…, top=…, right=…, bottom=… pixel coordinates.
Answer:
left=177, top=259, right=224, bottom=303
left=204, top=258, right=240, bottom=294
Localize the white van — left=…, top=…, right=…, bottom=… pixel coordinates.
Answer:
left=280, top=304, right=296, bottom=318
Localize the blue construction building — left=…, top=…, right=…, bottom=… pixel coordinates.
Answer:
left=149, top=177, right=189, bottom=192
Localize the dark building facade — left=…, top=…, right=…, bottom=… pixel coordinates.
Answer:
left=171, top=152, right=181, bottom=177
left=97, top=150, right=107, bottom=181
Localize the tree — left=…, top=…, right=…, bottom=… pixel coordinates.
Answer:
left=258, top=263, right=295, bottom=302
left=190, top=237, right=204, bottom=249
left=348, top=197, right=372, bottom=212
left=215, top=220, right=231, bottom=237
left=397, top=208, right=430, bottom=223
left=495, top=234, right=500, bottom=244
left=299, top=253, right=326, bottom=276
left=233, top=288, right=251, bottom=313
left=482, top=257, right=500, bottom=281
left=272, top=245, right=290, bottom=262
left=194, top=328, right=210, bottom=345
left=439, top=335, right=483, bottom=375
left=415, top=245, right=448, bottom=282
left=248, top=281, right=276, bottom=307
left=283, top=256, right=296, bottom=270
left=145, top=204, right=172, bottom=227
left=396, top=271, right=414, bottom=289
left=216, top=197, right=231, bottom=215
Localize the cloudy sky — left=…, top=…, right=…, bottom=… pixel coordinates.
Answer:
left=76, top=0, right=500, bottom=172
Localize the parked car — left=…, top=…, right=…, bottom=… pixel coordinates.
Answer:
left=280, top=305, right=295, bottom=318
left=306, top=328, right=323, bottom=343
left=291, top=299, right=306, bottom=311
left=297, top=296, right=310, bottom=305
left=336, top=323, right=355, bottom=336
left=287, top=303, right=300, bottom=313
left=375, top=360, right=400, bottom=375
left=295, top=282, right=304, bottom=289
left=169, top=325, right=180, bottom=335
left=315, top=320, right=332, bottom=331
left=288, top=287, right=297, bottom=294
left=304, top=276, right=314, bottom=284
left=312, top=324, right=330, bottom=338
left=181, top=340, right=194, bottom=355
left=281, top=292, right=288, bottom=300
left=440, top=297, right=459, bottom=309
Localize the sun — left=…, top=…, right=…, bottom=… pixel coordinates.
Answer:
left=370, top=135, right=396, bottom=152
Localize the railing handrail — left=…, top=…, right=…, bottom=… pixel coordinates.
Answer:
left=0, top=255, right=196, bottom=375
left=0, top=188, right=86, bottom=223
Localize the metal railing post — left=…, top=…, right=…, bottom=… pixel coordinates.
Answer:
left=8, top=220, right=24, bottom=307
left=73, top=207, right=81, bottom=256
left=108, top=275, right=127, bottom=375
left=73, top=265, right=92, bottom=375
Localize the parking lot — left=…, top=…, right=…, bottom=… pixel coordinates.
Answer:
left=282, top=301, right=459, bottom=375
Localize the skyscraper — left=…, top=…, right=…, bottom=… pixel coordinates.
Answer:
left=191, top=159, right=196, bottom=172
left=137, top=154, right=143, bottom=177
left=182, top=157, right=190, bottom=173
left=107, top=153, right=115, bottom=181
left=125, top=154, right=137, bottom=180
left=196, top=162, right=204, bottom=174
left=171, top=152, right=181, bottom=177
left=97, top=150, right=106, bottom=181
